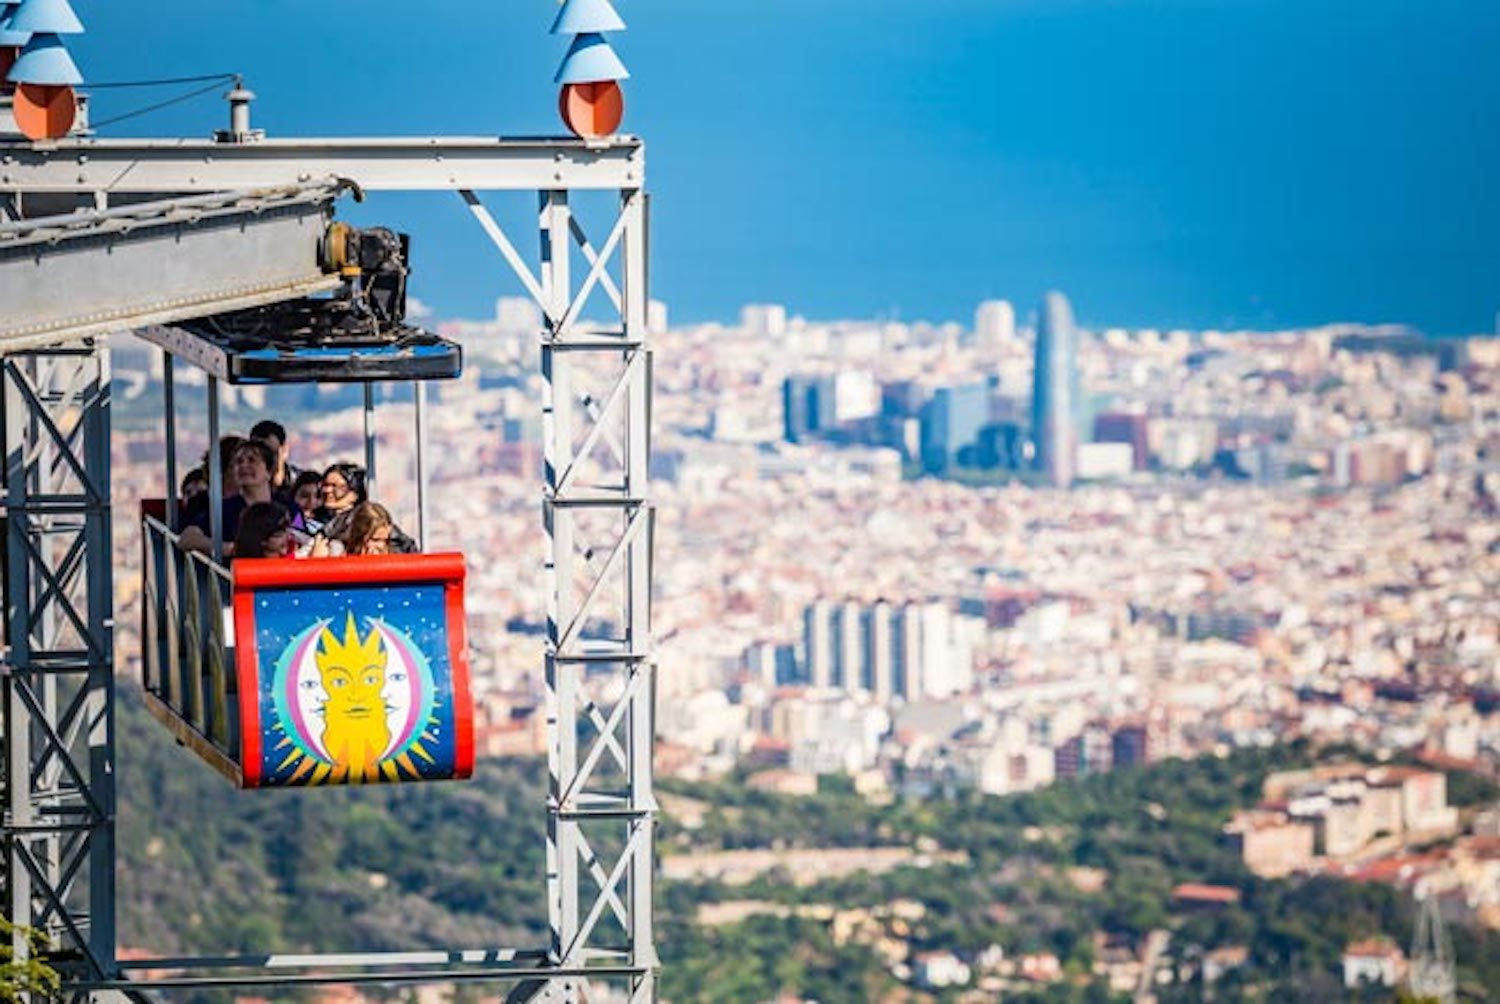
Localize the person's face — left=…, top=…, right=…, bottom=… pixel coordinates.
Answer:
left=321, top=472, right=356, bottom=511
left=182, top=479, right=207, bottom=502
left=362, top=526, right=393, bottom=555
left=263, top=526, right=290, bottom=557
left=294, top=482, right=319, bottom=514
left=234, top=449, right=270, bottom=492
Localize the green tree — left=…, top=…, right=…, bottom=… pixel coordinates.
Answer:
left=0, top=919, right=61, bottom=1001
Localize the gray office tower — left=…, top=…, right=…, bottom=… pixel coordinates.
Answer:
left=1030, top=291, right=1082, bottom=487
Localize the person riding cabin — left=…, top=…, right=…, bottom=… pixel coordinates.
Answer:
left=232, top=501, right=296, bottom=560
left=311, top=462, right=367, bottom=549
left=290, top=470, right=322, bottom=523
left=180, top=439, right=291, bottom=556
left=249, top=419, right=303, bottom=494
left=178, top=467, right=208, bottom=521
left=179, top=434, right=244, bottom=528
left=349, top=502, right=418, bottom=555
left=311, top=501, right=418, bottom=557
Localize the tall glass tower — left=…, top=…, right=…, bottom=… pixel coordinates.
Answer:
left=1030, top=291, right=1081, bottom=487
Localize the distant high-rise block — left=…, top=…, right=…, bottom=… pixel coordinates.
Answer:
left=834, top=600, right=863, bottom=692
left=1111, top=723, right=1151, bottom=768
left=975, top=421, right=1026, bottom=471
left=783, top=377, right=812, bottom=443
left=894, top=604, right=923, bottom=701
left=832, top=370, right=880, bottom=423
left=803, top=601, right=834, bottom=689
left=1055, top=726, right=1113, bottom=779
left=745, top=641, right=800, bottom=688
left=800, top=599, right=975, bottom=704
left=647, top=299, right=669, bottom=334
left=1030, top=291, right=1082, bottom=487
left=918, top=602, right=957, bottom=697
left=783, top=374, right=839, bottom=443
left=881, top=380, right=922, bottom=419
left=741, top=303, right=787, bottom=338
left=974, top=299, right=1016, bottom=350
left=1093, top=411, right=1150, bottom=470
left=920, top=382, right=988, bottom=474
left=863, top=601, right=894, bottom=702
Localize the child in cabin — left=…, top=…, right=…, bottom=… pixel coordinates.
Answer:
left=345, top=501, right=418, bottom=556
left=310, top=501, right=417, bottom=557
left=290, top=470, right=323, bottom=526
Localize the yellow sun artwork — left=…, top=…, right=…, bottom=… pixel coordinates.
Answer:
left=268, top=611, right=440, bottom=786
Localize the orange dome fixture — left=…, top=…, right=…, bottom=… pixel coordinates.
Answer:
left=551, top=0, right=628, bottom=139
left=5, top=0, right=84, bottom=139
left=559, top=79, right=623, bottom=139
left=13, top=80, right=75, bottom=140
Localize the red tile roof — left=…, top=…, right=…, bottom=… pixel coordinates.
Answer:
left=1171, top=883, right=1242, bottom=905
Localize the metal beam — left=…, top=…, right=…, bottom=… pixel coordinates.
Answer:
left=0, top=183, right=343, bottom=353
left=0, top=136, right=644, bottom=194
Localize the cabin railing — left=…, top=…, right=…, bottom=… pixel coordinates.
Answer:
left=140, top=513, right=241, bottom=781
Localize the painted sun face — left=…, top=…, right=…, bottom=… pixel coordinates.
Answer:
left=314, top=612, right=391, bottom=781
left=270, top=606, right=442, bottom=787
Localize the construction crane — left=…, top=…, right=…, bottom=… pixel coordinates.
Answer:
left=0, top=1, right=656, bottom=1000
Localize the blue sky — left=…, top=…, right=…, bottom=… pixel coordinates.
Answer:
left=75, top=1, right=1500, bottom=333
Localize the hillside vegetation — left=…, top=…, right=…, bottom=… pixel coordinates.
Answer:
left=118, top=692, right=1500, bottom=1002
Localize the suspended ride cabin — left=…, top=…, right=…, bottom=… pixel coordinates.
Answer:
left=137, top=220, right=475, bottom=788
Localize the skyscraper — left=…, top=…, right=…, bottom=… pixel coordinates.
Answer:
left=920, top=382, right=989, bottom=474
left=803, top=601, right=833, bottom=688
left=894, top=603, right=923, bottom=701
left=1030, top=291, right=1082, bottom=487
left=783, top=374, right=839, bottom=443
left=833, top=600, right=863, bottom=692
left=862, top=601, right=894, bottom=702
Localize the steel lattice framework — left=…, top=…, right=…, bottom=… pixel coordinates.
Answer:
left=1, top=134, right=655, bottom=1002
left=1, top=342, right=115, bottom=988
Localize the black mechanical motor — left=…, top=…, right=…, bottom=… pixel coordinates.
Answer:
left=319, top=222, right=411, bottom=327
